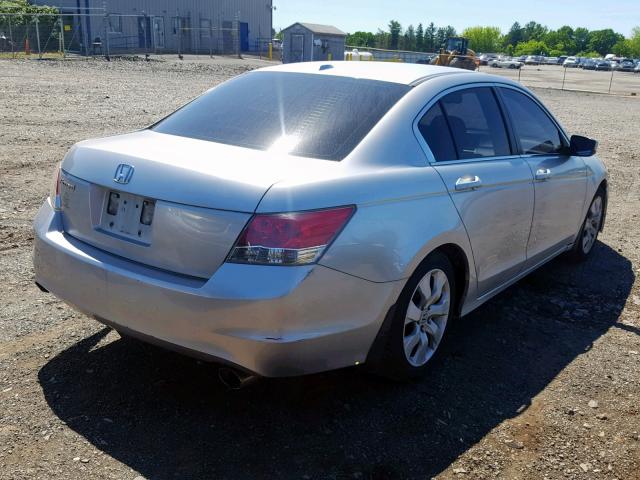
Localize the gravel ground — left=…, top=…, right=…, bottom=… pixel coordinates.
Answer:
left=0, top=57, right=639, bottom=480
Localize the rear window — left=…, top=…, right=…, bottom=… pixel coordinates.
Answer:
left=152, top=71, right=410, bottom=161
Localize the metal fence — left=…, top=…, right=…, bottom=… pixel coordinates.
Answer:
left=344, top=46, right=639, bottom=96
left=0, top=12, right=281, bottom=60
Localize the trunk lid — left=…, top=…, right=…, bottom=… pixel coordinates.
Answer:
left=58, top=130, right=337, bottom=278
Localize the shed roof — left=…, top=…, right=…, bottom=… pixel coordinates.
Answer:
left=284, top=22, right=346, bottom=36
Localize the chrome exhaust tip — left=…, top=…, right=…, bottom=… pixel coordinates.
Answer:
left=218, top=367, right=257, bottom=390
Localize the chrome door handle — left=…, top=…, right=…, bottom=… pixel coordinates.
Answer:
left=455, top=175, right=482, bottom=191
left=535, top=168, right=552, bottom=181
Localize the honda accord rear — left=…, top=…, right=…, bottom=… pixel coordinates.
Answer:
left=34, top=61, right=606, bottom=380
left=33, top=63, right=423, bottom=377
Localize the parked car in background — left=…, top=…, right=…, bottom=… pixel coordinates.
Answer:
left=595, top=60, right=612, bottom=71
left=557, top=55, right=568, bottom=65
left=563, top=57, right=581, bottom=68
left=32, top=62, right=607, bottom=382
left=582, top=59, right=597, bottom=70
left=525, top=55, right=543, bottom=65
left=478, top=53, right=498, bottom=66
left=545, top=57, right=558, bottom=65
left=517, top=55, right=528, bottom=63
left=609, top=60, right=620, bottom=70
left=489, top=57, right=523, bottom=69
left=634, top=62, right=640, bottom=73
left=619, top=59, right=635, bottom=72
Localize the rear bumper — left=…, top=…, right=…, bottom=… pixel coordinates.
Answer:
left=33, top=201, right=403, bottom=377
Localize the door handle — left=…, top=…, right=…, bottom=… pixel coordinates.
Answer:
left=455, top=175, right=482, bottom=191
left=535, top=168, right=552, bottom=181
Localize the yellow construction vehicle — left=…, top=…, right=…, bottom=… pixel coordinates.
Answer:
left=430, top=37, right=478, bottom=71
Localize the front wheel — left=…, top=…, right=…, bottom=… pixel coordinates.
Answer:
left=569, top=190, right=604, bottom=260
left=373, top=252, right=456, bottom=380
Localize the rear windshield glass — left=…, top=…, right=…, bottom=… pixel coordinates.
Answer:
left=152, top=71, right=410, bottom=161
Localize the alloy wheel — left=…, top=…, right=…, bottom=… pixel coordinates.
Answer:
left=403, top=268, right=450, bottom=367
left=582, top=196, right=603, bottom=254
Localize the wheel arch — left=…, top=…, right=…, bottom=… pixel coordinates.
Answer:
left=432, top=243, right=470, bottom=317
left=365, top=241, right=472, bottom=367
left=597, top=179, right=608, bottom=232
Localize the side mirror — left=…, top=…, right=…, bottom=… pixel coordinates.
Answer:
left=570, top=135, right=598, bottom=157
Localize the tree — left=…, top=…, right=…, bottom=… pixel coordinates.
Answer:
left=544, top=26, right=576, bottom=55
left=375, top=29, right=390, bottom=49
left=462, top=26, right=502, bottom=53
left=403, top=24, right=416, bottom=51
left=588, top=29, right=624, bottom=55
left=346, top=31, right=376, bottom=47
left=612, top=39, right=631, bottom=57
left=504, top=22, right=523, bottom=47
left=522, top=21, right=548, bottom=41
left=388, top=20, right=401, bottom=50
left=514, top=40, right=549, bottom=56
left=425, top=22, right=436, bottom=52
left=574, top=27, right=590, bottom=52
left=416, top=23, right=424, bottom=51
left=626, top=26, right=640, bottom=57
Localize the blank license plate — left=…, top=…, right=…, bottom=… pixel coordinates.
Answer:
left=101, top=191, right=155, bottom=243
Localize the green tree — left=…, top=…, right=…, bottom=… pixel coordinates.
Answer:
left=375, top=29, right=390, bottom=49
left=504, top=22, right=523, bottom=48
left=425, top=22, right=436, bottom=52
left=346, top=31, right=376, bottom=47
left=588, top=29, right=624, bottom=55
left=514, top=40, right=549, bottom=56
left=574, top=27, right=590, bottom=52
left=416, top=23, right=424, bottom=51
left=544, top=26, right=576, bottom=55
left=462, top=26, right=502, bottom=53
left=522, top=21, right=548, bottom=41
left=627, top=26, right=640, bottom=57
left=403, top=24, right=416, bottom=51
left=388, top=20, right=401, bottom=50
left=612, top=39, right=631, bottom=57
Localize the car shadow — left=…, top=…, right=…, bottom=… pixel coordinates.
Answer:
left=38, top=242, right=635, bottom=479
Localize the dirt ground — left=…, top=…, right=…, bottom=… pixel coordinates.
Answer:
left=0, top=56, right=639, bottom=480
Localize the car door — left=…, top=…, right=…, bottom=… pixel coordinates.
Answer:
left=416, top=86, right=535, bottom=297
left=497, top=87, right=587, bottom=267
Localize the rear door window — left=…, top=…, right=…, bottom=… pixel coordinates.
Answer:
left=499, top=88, right=565, bottom=155
left=417, top=102, right=457, bottom=161
left=439, top=87, right=511, bottom=160
left=152, top=71, right=410, bottom=161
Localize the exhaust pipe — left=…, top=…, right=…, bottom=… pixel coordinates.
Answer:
left=218, top=367, right=258, bottom=390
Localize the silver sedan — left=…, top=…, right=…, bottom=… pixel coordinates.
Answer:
left=33, top=62, right=607, bottom=383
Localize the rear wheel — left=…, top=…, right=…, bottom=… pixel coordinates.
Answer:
left=569, top=190, right=604, bottom=260
left=374, top=252, right=456, bottom=380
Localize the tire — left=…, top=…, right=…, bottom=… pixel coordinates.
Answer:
left=372, top=251, right=456, bottom=381
left=569, top=189, right=605, bottom=261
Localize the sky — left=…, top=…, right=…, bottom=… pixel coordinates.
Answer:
left=273, top=0, right=640, bottom=37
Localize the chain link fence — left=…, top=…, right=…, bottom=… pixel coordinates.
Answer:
left=344, top=45, right=639, bottom=95
left=0, top=12, right=281, bottom=60
left=477, top=63, right=640, bottom=96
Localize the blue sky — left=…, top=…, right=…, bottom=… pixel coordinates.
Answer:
left=273, top=0, right=639, bottom=37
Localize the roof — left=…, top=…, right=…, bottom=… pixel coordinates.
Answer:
left=284, top=22, right=346, bottom=36
left=258, top=61, right=471, bottom=86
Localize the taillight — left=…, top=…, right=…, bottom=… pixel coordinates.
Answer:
left=227, top=206, right=355, bottom=265
left=49, top=163, right=62, bottom=211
